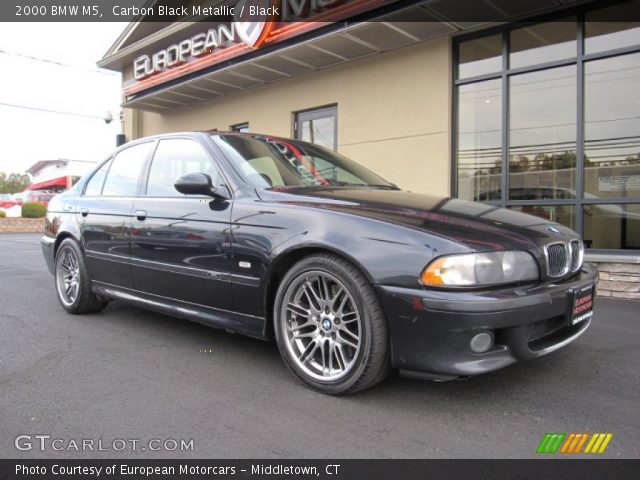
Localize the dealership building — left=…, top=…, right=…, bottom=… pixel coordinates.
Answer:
left=99, top=0, right=640, bottom=297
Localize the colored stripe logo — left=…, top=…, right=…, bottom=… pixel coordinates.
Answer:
left=537, top=433, right=613, bottom=454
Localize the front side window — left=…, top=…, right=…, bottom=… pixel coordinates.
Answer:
left=102, top=142, right=153, bottom=196
left=212, top=134, right=392, bottom=189
left=146, top=138, right=220, bottom=196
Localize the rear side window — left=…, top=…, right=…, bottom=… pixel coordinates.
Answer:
left=84, top=160, right=112, bottom=196
left=102, top=142, right=153, bottom=196
left=146, top=138, right=220, bottom=196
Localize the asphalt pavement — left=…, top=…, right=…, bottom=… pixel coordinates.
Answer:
left=1, top=233, right=638, bottom=459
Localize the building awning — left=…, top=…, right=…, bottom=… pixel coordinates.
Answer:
left=122, top=19, right=454, bottom=112
left=28, top=177, right=68, bottom=190
left=110, top=0, right=595, bottom=113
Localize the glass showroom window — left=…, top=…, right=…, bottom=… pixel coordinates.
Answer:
left=231, top=122, right=249, bottom=133
left=454, top=0, right=640, bottom=252
left=295, top=105, right=337, bottom=151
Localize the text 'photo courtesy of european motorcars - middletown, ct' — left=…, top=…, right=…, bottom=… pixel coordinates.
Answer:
left=41, top=132, right=596, bottom=395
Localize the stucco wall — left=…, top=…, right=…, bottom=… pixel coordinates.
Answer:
left=128, top=37, right=452, bottom=196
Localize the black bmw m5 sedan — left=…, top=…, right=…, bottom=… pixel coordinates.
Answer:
left=41, top=132, right=597, bottom=394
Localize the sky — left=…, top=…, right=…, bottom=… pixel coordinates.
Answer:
left=0, top=22, right=128, bottom=175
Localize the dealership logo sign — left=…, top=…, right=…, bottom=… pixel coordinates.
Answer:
left=235, top=21, right=270, bottom=47
left=132, top=0, right=357, bottom=81
left=133, top=21, right=274, bottom=81
left=133, top=0, right=277, bottom=81
left=127, top=0, right=376, bottom=91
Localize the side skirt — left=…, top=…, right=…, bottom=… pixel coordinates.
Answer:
left=92, top=281, right=267, bottom=340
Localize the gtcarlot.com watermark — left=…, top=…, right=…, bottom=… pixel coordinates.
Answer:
left=15, top=435, right=194, bottom=452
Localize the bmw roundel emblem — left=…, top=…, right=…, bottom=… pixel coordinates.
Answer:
left=546, top=226, right=561, bottom=234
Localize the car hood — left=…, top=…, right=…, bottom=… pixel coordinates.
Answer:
left=258, top=187, right=576, bottom=252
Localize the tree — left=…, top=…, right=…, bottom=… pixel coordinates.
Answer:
left=0, top=172, right=31, bottom=193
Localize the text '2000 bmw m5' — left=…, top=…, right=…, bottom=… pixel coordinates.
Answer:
left=41, top=132, right=597, bottom=394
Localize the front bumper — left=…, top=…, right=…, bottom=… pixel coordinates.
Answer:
left=376, top=263, right=598, bottom=378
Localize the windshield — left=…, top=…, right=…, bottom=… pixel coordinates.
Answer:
left=211, top=134, right=394, bottom=189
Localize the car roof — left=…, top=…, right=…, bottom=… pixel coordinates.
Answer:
left=124, top=130, right=302, bottom=145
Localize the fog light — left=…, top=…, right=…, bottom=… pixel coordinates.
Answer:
left=470, top=332, right=493, bottom=353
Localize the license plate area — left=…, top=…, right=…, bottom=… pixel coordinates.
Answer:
left=571, top=285, right=594, bottom=325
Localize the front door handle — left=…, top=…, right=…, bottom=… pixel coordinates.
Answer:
left=134, top=210, right=147, bottom=221
left=79, top=208, right=89, bottom=217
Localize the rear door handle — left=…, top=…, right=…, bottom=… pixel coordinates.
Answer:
left=79, top=208, right=89, bottom=217
left=134, top=210, right=147, bottom=221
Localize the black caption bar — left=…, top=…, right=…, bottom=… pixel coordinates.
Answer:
left=1, top=460, right=639, bottom=480
left=3, top=0, right=640, bottom=22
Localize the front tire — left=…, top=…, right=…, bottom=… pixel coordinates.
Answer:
left=54, top=238, right=107, bottom=314
left=273, top=254, right=389, bottom=394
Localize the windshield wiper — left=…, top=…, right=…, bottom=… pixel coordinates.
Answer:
left=363, top=184, right=400, bottom=190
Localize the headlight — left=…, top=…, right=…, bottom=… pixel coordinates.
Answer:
left=420, top=251, right=539, bottom=287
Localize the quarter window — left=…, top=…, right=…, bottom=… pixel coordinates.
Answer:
left=84, top=159, right=111, bottom=196
left=146, top=138, right=220, bottom=196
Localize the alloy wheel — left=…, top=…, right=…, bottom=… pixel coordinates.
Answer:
left=56, top=248, right=80, bottom=306
left=281, top=271, right=362, bottom=382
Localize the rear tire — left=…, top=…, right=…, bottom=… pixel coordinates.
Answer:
left=54, top=238, right=108, bottom=314
left=273, top=253, right=390, bottom=394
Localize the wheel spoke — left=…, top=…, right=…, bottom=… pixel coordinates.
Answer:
left=339, top=326, right=359, bottom=342
left=288, top=318, right=315, bottom=331
left=291, top=328, right=318, bottom=339
left=320, top=340, right=327, bottom=373
left=337, top=331, right=358, bottom=350
left=319, top=276, right=331, bottom=303
left=303, top=282, right=322, bottom=311
left=299, top=339, right=320, bottom=364
left=287, top=302, right=310, bottom=318
left=335, top=293, right=350, bottom=317
left=341, top=310, right=358, bottom=322
left=335, top=344, right=347, bottom=371
left=330, top=286, right=344, bottom=308
left=328, top=341, right=335, bottom=373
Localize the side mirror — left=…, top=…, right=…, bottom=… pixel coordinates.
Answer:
left=174, top=173, right=228, bottom=199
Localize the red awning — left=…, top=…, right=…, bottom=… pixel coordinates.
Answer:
left=28, top=176, right=68, bottom=190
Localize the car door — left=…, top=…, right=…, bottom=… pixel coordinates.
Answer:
left=130, top=137, right=233, bottom=310
left=79, top=141, right=154, bottom=288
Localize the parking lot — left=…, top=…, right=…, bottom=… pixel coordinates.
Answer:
left=1, top=233, right=638, bottom=459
